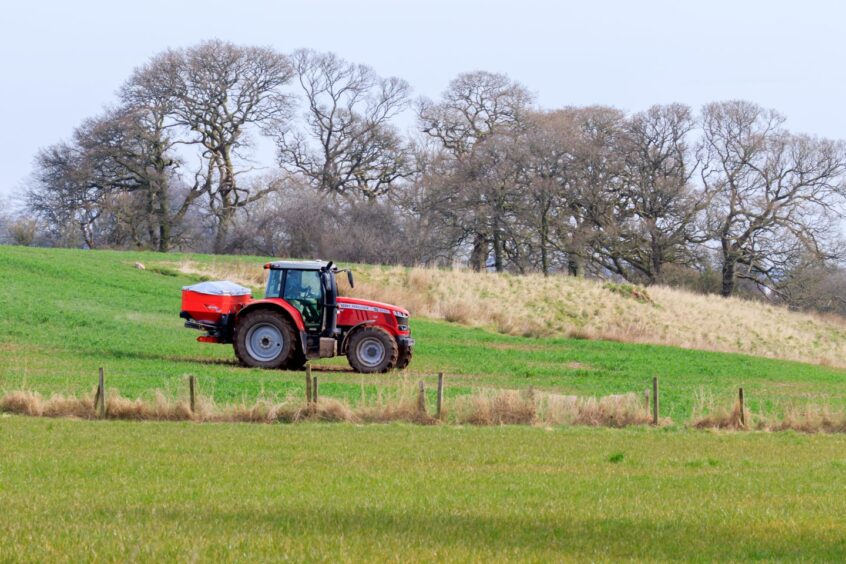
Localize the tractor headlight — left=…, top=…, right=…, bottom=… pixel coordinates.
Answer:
left=395, top=311, right=410, bottom=331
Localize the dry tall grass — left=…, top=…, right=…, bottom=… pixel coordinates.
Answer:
left=8, top=387, right=846, bottom=433
left=0, top=387, right=649, bottom=428
left=689, top=390, right=846, bottom=434
left=173, top=260, right=846, bottom=367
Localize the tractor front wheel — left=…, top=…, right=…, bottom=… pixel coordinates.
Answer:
left=396, top=344, right=413, bottom=370
left=233, top=310, right=298, bottom=369
left=347, top=327, right=399, bottom=373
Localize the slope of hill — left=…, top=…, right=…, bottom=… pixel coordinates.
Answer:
left=176, top=257, right=846, bottom=367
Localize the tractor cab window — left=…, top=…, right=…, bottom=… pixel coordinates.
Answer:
left=283, top=270, right=323, bottom=329
left=265, top=268, right=283, bottom=298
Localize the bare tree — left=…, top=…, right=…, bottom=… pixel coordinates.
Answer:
left=553, top=106, right=626, bottom=277
left=700, top=100, right=846, bottom=296
left=778, top=256, right=846, bottom=315
left=74, top=107, right=185, bottom=251
left=275, top=49, right=412, bottom=201
left=462, top=131, right=532, bottom=272
left=596, top=104, right=703, bottom=283
left=518, top=110, right=581, bottom=275
left=27, top=142, right=105, bottom=248
left=419, top=71, right=532, bottom=159
left=418, top=71, right=533, bottom=269
left=126, top=40, right=295, bottom=252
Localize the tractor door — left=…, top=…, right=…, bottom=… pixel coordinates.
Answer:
left=282, top=270, right=323, bottom=332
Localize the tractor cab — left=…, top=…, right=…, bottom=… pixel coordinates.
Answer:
left=263, top=260, right=353, bottom=338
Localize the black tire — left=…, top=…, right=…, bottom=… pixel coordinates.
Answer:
left=288, top=350, right=308, bottom=371
left=233, top=309, right=298, bottom=369
left=347, top=326, right=399, bottom=373
left=396, top=344, right=413, bottom=370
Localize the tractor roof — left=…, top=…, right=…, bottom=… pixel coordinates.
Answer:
left=264, top=260, right=329, bottom=271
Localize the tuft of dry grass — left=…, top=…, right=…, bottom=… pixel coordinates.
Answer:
left=452, top=389, right=537, bottom=425
left=689, top=388, right=748, bottom=430
left=769, top=405, right=846, bottom=434
left=689, top=390, right=846, bottom=434
left=537, top=392, right=651, bottom=427
left=355, top=379, right=438, bottom=424
left=171, top=260, right=846, bottom=367
left=448, top=390, right=651, bottom=427
left=691, top=403, right=748, bottom=430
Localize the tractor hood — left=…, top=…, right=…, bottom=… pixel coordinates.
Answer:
left=337, top=296, right=410, bottom=317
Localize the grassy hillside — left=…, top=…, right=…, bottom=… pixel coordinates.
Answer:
left=3, top=417, right=846, bottom=561
left=176, top=256, right=846, bottom=366
left=1, top=246, right=845, bottom=419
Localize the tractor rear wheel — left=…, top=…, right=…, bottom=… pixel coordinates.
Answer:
left=347, top=326, right=399, bottom=373
left=287, top=350, right=308, bottom=371
left=233, top=310, right=298, bottom=369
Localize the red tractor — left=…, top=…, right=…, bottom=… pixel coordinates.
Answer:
left=179, top=261, right=413, bottom=373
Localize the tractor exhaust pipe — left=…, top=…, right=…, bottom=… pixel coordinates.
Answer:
left=320, top=262, right=339, bottom=337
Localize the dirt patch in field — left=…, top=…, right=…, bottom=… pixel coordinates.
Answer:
left=475, top=342, right=553, bottom=352
left=564, top=362, right=595, bottom=371
left=163, top=356, right=240, bottom=367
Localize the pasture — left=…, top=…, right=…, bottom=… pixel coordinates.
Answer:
left=2, top=417, right=846, bottom=561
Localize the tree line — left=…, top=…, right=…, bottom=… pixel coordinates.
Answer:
left=4, top=39, right=846, bottom=310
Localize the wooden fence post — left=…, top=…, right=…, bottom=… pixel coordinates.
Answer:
left=189, top=375, right=196, bottom=413
left=436, top=373, right=445, bottom=419
left=644, top=389, right=650, bottom=412
left=93, top=385, right=101, bottom=417
left=97, top=367, right=105, bottom=419
left=738, top=387, right=745, bottom=427
left=651, top=376, right=659, bottom=426
left=417, top=380, right=426, bottom=414
left=313, top=376, right=319, bottom=403
left=306, top=365, right=313, bottom=403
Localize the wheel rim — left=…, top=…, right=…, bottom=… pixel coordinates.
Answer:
left=356, top=337, right=386, bottom=368
left=245, top=323, right=284, bottom=362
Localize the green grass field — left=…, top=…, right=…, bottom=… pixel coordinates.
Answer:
left=3, top=245, right=846, bottom=560
left=2, top=417, right=846, bottom=561
left=1, top=245, right=845, bottom=419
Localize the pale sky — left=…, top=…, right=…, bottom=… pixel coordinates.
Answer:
left=2, top=0, right=845, bottom=199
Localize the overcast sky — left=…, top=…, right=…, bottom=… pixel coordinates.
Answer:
left=2, top=0, right=845, bottom=199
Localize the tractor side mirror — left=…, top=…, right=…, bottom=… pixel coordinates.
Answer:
left=347, top=270, right=355, bottom=289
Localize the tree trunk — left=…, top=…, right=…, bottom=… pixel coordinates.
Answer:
left=650, top=238, right=663, bottom=285
left=721, top=257, right=736, bottom=297
left=146, top=186, right=157, bottom=249
left=213, top=211, right=232, bottom=254
left=567, top=255, right=584, bottom=277
left=540, top=211, right=549, bottom=277
left=492, top=225, right=504, bottom=272
left=156, top=179, right=171, bottom=252
left=469, top=233, right=487, bottom=271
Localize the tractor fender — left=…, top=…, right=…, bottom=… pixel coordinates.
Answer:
left=236, top=300, right=308, bottom=352
left=340, top=320, right=376, bottom=355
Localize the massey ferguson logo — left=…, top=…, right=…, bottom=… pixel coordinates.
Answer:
left=338, top=303, right=391, bottom=315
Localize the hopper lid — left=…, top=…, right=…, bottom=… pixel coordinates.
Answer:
left=182, top=280, right=251, bottom=296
